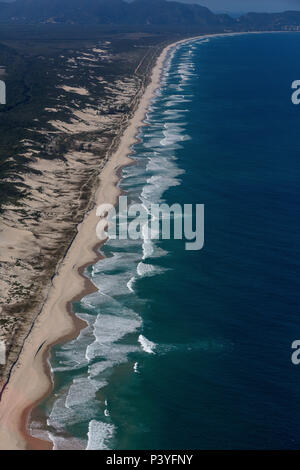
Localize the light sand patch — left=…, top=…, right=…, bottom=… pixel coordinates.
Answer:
left=92, top=48, right=107, bottom=54
left=77, top=55, right=98, bottom=62
left=49, top=106, right=114, bottom=134
left=0, top=224, right=40, bottom=263
left=58, top=86, right=89, bottom=96
left=19, top=150, right=39, bottom=158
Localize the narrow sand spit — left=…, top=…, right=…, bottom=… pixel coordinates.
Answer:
left=0, top=32, right=267, bottom=450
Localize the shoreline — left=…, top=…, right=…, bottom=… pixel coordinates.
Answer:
left=0, top=32, right=196, bottom=451
left=0, top=30, right=291, bottom=451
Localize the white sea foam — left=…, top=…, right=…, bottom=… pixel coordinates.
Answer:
left=91, top=251, right=140, bottom=297
left=65, top=377, right=99, bottom=409
left=163, top=109, right=188, bottom=118
left=48, top=391, right=94, bottom=435
left=80, top=297, right=96, bottom=309
left=141, top=221, right=155, bottom=260
left=47, top=380, right=107, bottom=449
left=146, top=155, right=182, bottom=174
left=136, top=261, right=157, bottom=277
left=160, top=131, right=190, bottom=147
left=138, top=335, right=156, bottom=354
left=88, top=361, right=112, bottom=379
left=127, top=276, right=135, bottom=292
left=142, top=238, right=154, bottom=260
left=86, top=312, right=141, bottom=362
left=86, top=420, right=115, bottom=450
left=141, top=174, right=182, bottom=204
left=52, top=313, right=94, bottom=372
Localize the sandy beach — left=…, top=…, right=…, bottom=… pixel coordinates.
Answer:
left=0, top=30, right=260, bottom=450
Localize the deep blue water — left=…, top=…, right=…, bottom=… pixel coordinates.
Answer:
left=36, top=33, right=300, bottom=450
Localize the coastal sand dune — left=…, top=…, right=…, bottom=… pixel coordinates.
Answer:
left=0, top=42, right=141, bottom=394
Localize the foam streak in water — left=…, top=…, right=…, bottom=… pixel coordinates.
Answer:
left=138, top=335, right=156, bottom=354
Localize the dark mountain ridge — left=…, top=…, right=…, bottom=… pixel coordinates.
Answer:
left=0, top=0, right=299, bottom=31
left=0, top=0, right=233, bottom=25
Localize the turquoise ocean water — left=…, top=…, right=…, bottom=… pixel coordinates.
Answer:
left=34, top=33, right=300, bottom=450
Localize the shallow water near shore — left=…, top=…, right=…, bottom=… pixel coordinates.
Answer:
left=33, top=32, right=300, bottom=449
